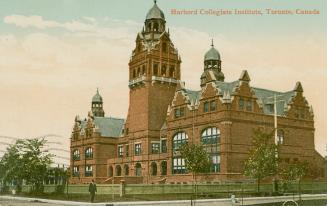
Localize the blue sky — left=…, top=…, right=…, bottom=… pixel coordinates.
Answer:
left=0, top=0, right=326, bottom=156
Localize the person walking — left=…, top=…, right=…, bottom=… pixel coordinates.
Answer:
left=88, top=179, right=97, bottom=203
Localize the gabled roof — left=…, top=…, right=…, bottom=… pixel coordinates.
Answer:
left=185, top=89, right=201, bottom=103
left=80, top=117, right=125, bottom=138
left=215, top=80, right=239, bottom=94
left=252, top=88, right=296, bottom=115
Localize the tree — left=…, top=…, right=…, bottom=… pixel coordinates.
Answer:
left=180, top=143, right=211, bottom=198
left=279, top=160, right=309, bottom=198
left=0, top=138, right=53, bottom=193
left=244, top=129, right=279, bottom=192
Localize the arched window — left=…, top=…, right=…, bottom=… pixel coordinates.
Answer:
left=277, top=129, right=284, bottom=145
left=151, top=162, right=157, bottom=176
left=153, top=64, right=158, bottom=76
left=115, top=165, right=122, bottom=176
left=201, top=127, right=220, bottom=144
left=161, top=161, right=167, bottom=175
left=72, top=149, right=80, bottom=160
left=135, top=163, right=142, bottom=177
left=124, top=164, right=129, bottom=176
left=85, top=147, right=93, bottom=159
left=173, top=132, right=188, bottom=151
left=108, top=166, right=113, bottom=177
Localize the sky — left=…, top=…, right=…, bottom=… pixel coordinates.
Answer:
left=0, top=0, right=326, bottom=158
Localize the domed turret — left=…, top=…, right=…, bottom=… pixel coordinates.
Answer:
left=146, top=0, right=165, bottom=20
left=201, top=40, right=224, bottom=86
left=92, top=89, right=103, bottom=103
left=204, top=46, right=221, bottom=61
left=144, top=0, right=166, bottom=33
left=91, top=88, right=105, bottom=117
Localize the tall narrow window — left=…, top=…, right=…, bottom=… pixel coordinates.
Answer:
left=135, top=163, right=142, bottom=176
left=85, top=147, right=93, bottom=159
left=201, top=127, right=221, bottom=173
left=151, top=162, right=157, bottom=176
left=161, top=139, right=167, bottom=153
left=204, top=101, right=209, bottom=112
left=246, top=100, right=253, bottom=111
left=115, top=165, right=122, bottom=176
left=135, top=143, right=141, bottom=156
left=161, top=65, right=167, bottom=76
left=73, top=166, right=79, bottom=177
left=124, top=164, right=129, bottom=176
left=277, top=129, right=284, bottom=145
left=125, top=144, right=129, bottom=157
left=118, top=145, right=123, bottom=157
left=210, top=100, right=216, bottom=111
left=72, top=149, right=80, bottom=161
left=239, top=98, right=244, bottom=110
left=161, top=161, right=167, bottom=175
left=162, top=42, right=167, bottom=52
left=169, top=66, right=175, bottom=77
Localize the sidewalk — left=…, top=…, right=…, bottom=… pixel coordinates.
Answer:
left=1, top=193, right=327, bottom=206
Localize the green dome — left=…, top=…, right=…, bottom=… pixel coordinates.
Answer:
left=146, top=1, right=165, bottom=20
left=92, top=89, right=103, bottom=102
left=204, top=46, right=220, bottom=61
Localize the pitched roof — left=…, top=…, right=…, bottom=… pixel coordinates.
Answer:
left=80, top=117, right=125, bottom=138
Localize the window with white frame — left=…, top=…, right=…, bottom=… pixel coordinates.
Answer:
left=73, top=166, right=79, bottom=177
left=173, top=132, right=188, bottom=151
left=173, top=157, right=186, bottom=174
left=72, top=149, right=80, bottom=160
left=85, top=147, right=93, bottom=159
left=85, top=165, right=93, bottom=177
left=135, top=143, right=141, bottom=156
left=151, top=142, right=160, bottom=154
left=201, top=127, right=220, bottom=145
left=118, top=145, right=123, bottom=157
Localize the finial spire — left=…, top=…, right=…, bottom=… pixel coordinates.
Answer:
left=211, top=39, right=214, bottom=47
left=96, top=87, right=99, bottom=94
left=154, top=0, right=157, bottom=4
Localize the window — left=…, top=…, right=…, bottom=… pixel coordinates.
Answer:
left=173, top=132, right=188, bottom=151
left=85, top=165, right=93, bottom=177
left=266, top=104, right=274, bottom=113
left=161, top=161, right=167, bottom=175
left=211, top=154, right=221, bottom=172
left=151, top=162, right=157, bottom=176
left=118, top=145, right=123, bottom=157
left=161, top=65, right=166, bottom=76
left=151, top=142, right=160, bottom=154
left=201, top=127, right=220, bottom=145
left=124, top=164, right=129, bottom=176
left=174, top=107, right=185, bottom=118
left=73, top=166, right=79, bottom=177
left=85, top=147, right=93, bottom=159
left=161, top=139, right=167, bottom=153
left=246, top=100, right=253, bottom=111
left=239, top=98, right=244, bottom=110
left=277, top=129, right=284, bottom=145
left=133, top=69, right=136, bottom=78
left=72, top=149, right=80, bottom=161
left=125, top=144, right=129, bottom=157
left=153, top=64, right=158, bottom=76
left=169, top=66, right=175, bottom=77
left=204, top=101, right=209, bottom=112
left=135, top=163, right=142, bottom=176
left=142, top=65, right=146, bottom=75
left=173, top=157, right=186, bottom=174
left=108, top=166, right=113, bottom=177
left=135, top=143, right=141, bottom=156
left=210, top=100, right=216, bottom=111
left=115, top=165, right=122, bottom=176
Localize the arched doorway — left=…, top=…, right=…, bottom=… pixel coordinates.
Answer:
left=151, top=162, right=157, bottom=176
left=115, top=165, right=122, bottom=176
left=135, top=163, right=142, bottom=176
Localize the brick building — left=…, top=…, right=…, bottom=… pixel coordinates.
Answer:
left=70, top=1, right=327, bottom=184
